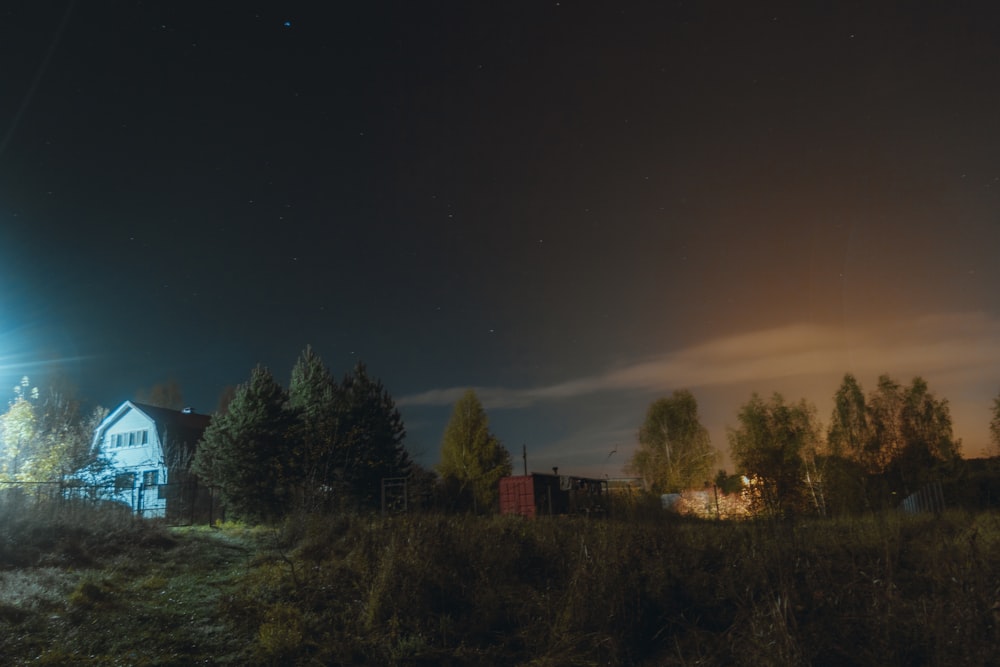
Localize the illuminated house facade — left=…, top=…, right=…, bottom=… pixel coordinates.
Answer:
left=93, top=401, right=211, bottom=518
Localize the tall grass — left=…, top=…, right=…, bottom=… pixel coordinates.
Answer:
left=0, top=497, right=159, bottom=569
left=2, top=500, right=999, bottom=665
left=228, top=510, right=1000, bottom=665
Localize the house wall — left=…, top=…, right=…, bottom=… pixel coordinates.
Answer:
left=102, top=409, right=169, bottom=517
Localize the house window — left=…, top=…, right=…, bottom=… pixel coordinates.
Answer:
left=142, top=470, right=158, bottom=486
left=115, top=472, right=136, bottom=491
left=108, top=430, right=151, bottom=449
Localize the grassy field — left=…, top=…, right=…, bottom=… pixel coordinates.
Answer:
left=1, top=501, right=998, bottom=665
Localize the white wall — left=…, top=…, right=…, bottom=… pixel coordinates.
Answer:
left=102, top=407, right=168, bottom=517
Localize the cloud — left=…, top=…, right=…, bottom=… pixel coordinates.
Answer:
left=398, top=311, right=1000, bottom=410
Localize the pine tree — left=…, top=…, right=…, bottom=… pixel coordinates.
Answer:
left=193, top=365, right=296, bottom=522
left=437, top=389, right=511, bottom=512
left=335, top=362, right=410, bottom=509
left=288, top=345, right=340, bottom=507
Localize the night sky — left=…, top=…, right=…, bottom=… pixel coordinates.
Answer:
left=3, top=1, right=1000, bottom=476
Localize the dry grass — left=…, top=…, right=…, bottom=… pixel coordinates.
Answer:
left=2, top=500, right=999, bottom=665
left=217, top=510, right=1000, bottom=665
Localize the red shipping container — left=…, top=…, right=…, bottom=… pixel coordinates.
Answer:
left=499, top=476, right=537, bottom=517
left=500, top=474, right=608, bottom=518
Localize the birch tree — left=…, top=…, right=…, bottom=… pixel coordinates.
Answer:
left=728, top=393, right=822, bottom=516
left=627, top=390, right=716, bottom=493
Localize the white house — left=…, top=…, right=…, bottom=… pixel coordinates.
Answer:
left=93, top=401, right=211, bottom=518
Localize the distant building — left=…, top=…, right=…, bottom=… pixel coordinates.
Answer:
left=499, top=473, right=608, bottom=518
left=92, top=401, right=213, bottom=520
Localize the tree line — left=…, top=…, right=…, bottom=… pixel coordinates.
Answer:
left=5, top=360, right=1000, bottom=520
left=629, top=372, right=1000, bottom=516
left=0, top=352, right=516, bottom=520
left=191, top=351, right=517, bottom=520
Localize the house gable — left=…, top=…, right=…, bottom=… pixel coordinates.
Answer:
left=96, top=402, right=162, bottom=475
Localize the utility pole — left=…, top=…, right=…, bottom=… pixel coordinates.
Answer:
left=522, top=444, right=527, bottom=476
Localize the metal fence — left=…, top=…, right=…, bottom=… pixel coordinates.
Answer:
left=900, top=481, right=946, bottom=514
left=0, top=480, right=222, bottom=525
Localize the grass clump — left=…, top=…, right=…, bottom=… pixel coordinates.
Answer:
left=67, top=576, right=117, bottom=611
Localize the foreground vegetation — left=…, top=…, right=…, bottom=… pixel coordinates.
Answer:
left=2, top=501, right=999, bottom=666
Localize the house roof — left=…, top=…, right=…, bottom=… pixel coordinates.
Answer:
left=128, top=402, right=211, bottom=440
